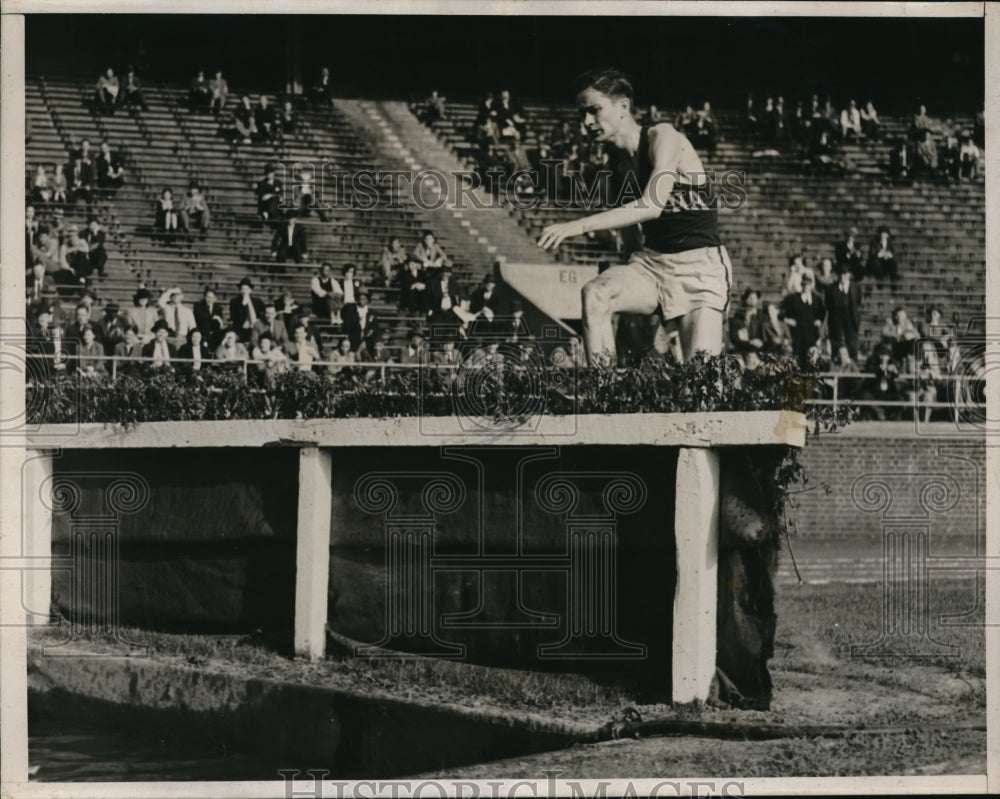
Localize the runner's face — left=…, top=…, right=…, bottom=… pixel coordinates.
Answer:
left=577, top=88, right=626, bottom=143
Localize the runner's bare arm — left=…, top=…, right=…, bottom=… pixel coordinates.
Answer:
left=538, top=124, right=681, bottom=250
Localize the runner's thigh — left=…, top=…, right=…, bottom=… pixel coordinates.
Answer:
left=586, top=265, right=658, bottom=316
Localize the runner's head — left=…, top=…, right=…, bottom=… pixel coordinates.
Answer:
left=574, top=67, right=634, bottom=143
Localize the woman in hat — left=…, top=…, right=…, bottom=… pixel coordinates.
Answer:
left=127, top=287, right=160, bottom=344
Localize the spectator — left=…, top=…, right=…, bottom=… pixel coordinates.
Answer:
left=339, top=263, right=363, bottom=312
left=232, top=95, right=259, bottom=144
left=113, top=325, right=143, bottom=377
left=142, top=319, right=177, bottom=369
left=781, top=272, right=826, bottom=368
left=26, top=261, right=57, bottom=304
left=675, top=104, right=697, bottom=138
left=789, top=100, right=807, bottom=145
left=251, top=332, right=289, bottom=386
left=94, top=302, right=128, bottom=355
left=858, top=346, right=901, bottom=421
left=278, top=100, right=298, bottom=137
left=94, top=68, right=120, bottom=115
left=127, top=288, right=159, bottom=344
left=75, top=325, right=107, bottom=379
left=95, top=142, right=125, bottom=198
left=761, top=300, right=791, bottom=357
left=61, top=225, right=92, bottom=282
left=809, top=131, right=847, bottom=175
left=229, top=277, right=267, bottom=343
left=825, top=264, right=862, bottom=364
left=254, top=95, right=277, bottom=142
left=426, top=264, right=469, bottom=340
left=82, top=217, right=108, bottom=278
left=179, top=184, right=211, bottom=236
left=270, top=212, right=308, bottom=265
left=474, top=92, right=500, bottom=144
left=293, top=165, right=326, bottom=220
left=25, top=205, right=38, bottom=267
left=742, top=95, right=758, bottom=142
left=327, top=336, right=356, bottom=373
left=31, top=165, right=53, bottom=205
left=834, top=227, right=865, bottom=280
left=729, top=288, right=765, bottom=368
left=397, top=258, right=427, bottom=314
left=417, top=90, right=447, bottom=124
left=311, top=67, right=333, bottom=104
left=209, top=70, right=229, bottom=117
left=909, top=104, right=937, bottom=172
left=469, top=273, right=501, bottom=325
left=919, top=306, right=949, bottom=374
left=840, top=99, right=862, bottom=142
left=907, top=358, right=938, bottom=423
left=400, top=328, right=429, bottom=365
left=414, top=230, right=450, bottom=275
left=214, top=328, right=250, bottom=365
left=48, top=206, right=67, bottom=244
left=64, top=303, right=103, bottom=349
left=154, top=188, right=179, bottom=239
left=274, top=290, right=300, bottom=330
left=342, top=290, right=377, bottom=351
left=379, top=237, right=409, bottom=286
left=32, top=228, right=76, bottom=287
left=286, top=323, right=322, bottom=371
left=64, top=154, right=94, bottom=207
left=815, top=256, right=837, bottom=289
left=860, top=100, right=880, bottom=141
left=357, top=329, right=392, bottom=363
left=888, top=137, right=910, bottom=181
left=940, top=133, right=961, bottom=181
left=784, top=253, right=813, bottom=294
left=310, top=262, right=344, bottom=324
left=177, top=327, right=212, bottom=374
left=190, top=70, right=211, bottom=112
left=256, top=164, right=283, bottom=223
left=959, top=134, right=981, bottom=181
left=250, top=304, right=290, bottom=352
left=692, top=101, right=717, bottom=153
left=881, top=306, right=920, bottom=371
left=158, top=287, right=197, bottom=347
left=496, top=89, right=527, bottom=141
left=193, top=286, right=226, bottom=348
left=431, top=339, right=460, bottom=366
left=822, top=95, right=840, bottom=141
left=120, top=66, right=148, bottom=111
left=866, top=225, right=899, bottom=284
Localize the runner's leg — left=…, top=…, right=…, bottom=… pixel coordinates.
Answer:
left=581, top=265, right=658, bottom=366
left=677, top=307, right=725, bottom=360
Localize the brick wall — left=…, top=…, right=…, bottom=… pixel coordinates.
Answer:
left=791, top=431, right=985, bottom=539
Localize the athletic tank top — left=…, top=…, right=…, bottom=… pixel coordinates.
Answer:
left=608, top=125, right=720, bottom=254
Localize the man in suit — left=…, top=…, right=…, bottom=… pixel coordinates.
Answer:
left=65, top=155, right=94, bottom=207
left=25, top=261, right=57, bottom=304
left=94, top=302, right=128, bottom=356
left=250, top=304, right=290, bottom=352
left=96, top=142, right=125, bottom=198
left=113, top=325, right=143, bottom=377
left=824, top=264, right=863, bottom=364
left=834, top=227, right=865, bottom=281
left=729, top=288, right=767, bottom=368
left=341, top=290, right=377, bottom=351
left=120, top=66, right=149, bottom=110
left=193, top=286, right=226, bottom=348
left=426, top=265, right=470, bottom=341
left=82, top=217, right=108, bottom=277
left=780, top=272, right=827, bottom=367
left=270, top=213, right=308, bottom=265
left=256, top=165, right=283, bottom=222
left=229, top=277, right=267, bottom=343
left=64, top=303, right=104, bottom=351
left=141, top=319, right=177, bottom=369
left=157, top=287, right=197, bottom=347
left=312, top=67, right=333, bottom=104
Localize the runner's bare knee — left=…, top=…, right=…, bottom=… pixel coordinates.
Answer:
left=582, top=280, right=610, bottom=320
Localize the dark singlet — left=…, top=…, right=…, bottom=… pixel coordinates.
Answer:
left=608, top=126, right=721, bottom=254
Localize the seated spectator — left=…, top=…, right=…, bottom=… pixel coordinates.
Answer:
left=675, top=104, right=697, bottom=138
left=397, top=258, right=427, bottom=314
left=788, top=100, right=808, bottom=145
left=278, top=100, right=298, bottom=137
left=25, top=205, right=38, bottom=268
left=270, top=212, right=308, bottom=265
left=815, top=256, right=837, bottom=289
left=729, top=288, right=766, bottom=368
left=32, top=228, right=77, bottom=287
left=26, top=260, right=57, bottom=304
left=127, top=288, right=159, bottom=344
left=414, top=230, right=450, bottom=276
left=400, top=328, right=429, bottom=365
left=179, top=184, right=211, bottom=236
left=154, top=188, right=179, bottom=239
left=286, top=323, right=322, bottom=371
left=840, top=99, right=862, bottom=142
left=342, top=290, right=377, bottom=351
left=834, top=227, right=865, bottom=280
left=177, top=327, right=212, bottom=374
left=256, top=164, right=283, bottom=223
left=64, top=155, right=94, bottom=207
left=781, top=271, right=826, bottom=367
left=232, top=95, right=259, bottom=144
left=142, top=319, right=177, bottom=369
left=919, top=306, right=949, bottom=374
left=251, top=332, right=289, bottom=386
left=48, top=206, right=67, bottom=244
left=229, top=277, right=267, bottom=343
left=327, top=336, right=356, bottom=373
left=95, top=302, right=128, bottom=355
left=761, top=300, right=791, bottom=357
left=31, top=165, right=52, bottom=205
left=64, top=303, right=102, bottom=349
left=860, top=100, right=880, bottom=141
left=691, top=101, right=717, bottom=153
left=909, top=104, right=938, bottom=172
left=496, top=89, right=527, bottom=142
left=251, top=304, right=290, bottom=352
left=94, top=68, right=120, bottom=115
left=379, top=237, right=409, bottom=286
left=959, top=134, right=981, bottom=181
left=858, top=346, right=901, bottom=421
left=784, top=253, right=813, bottom=294
left=866, top=225, right=899, bottom=284
left=158, top=286, right=197, bottom=347
left=311, top=67, right=333, bottom=104
left=95, top=141, right=125, bottom=197
left=120, top=66, right=148, bottom=111
left=193, top=286, right=226, bottom=348
left=426, top=264, right=471, bottom=341
left=113, top=325, right=143, bottom=377
left=274, top=290, right=300, bottom=330
left=293, top=165, right=327, bottom=220
left=310, top=262, right=344, bottom=324
left=907, top=358, right=938, bottom=423
left=74, top=325, right=107, bottom=379
left=214, top=328, right=250, bottom=366
left=254, top=96, right=277, bottom=142
left=469, top=272, right=501, bottom=331
left=431, top=339, right=460, bottom=366
left=61, top=225, right=93, bottom=282
left=881, top=306, right=920, bottom=372
left=82, top=217, right=108, bottom=278
left=209, top=70, right=229, bottom=117
left=190, top=70, right=211, bottom=112
left=940, top=133, right=961, bottom=180
left=474, top=93, right=500, bottom=144
left=808, top=131, right=848, bottom=175
left=417, top=90, right=447, bottom=124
